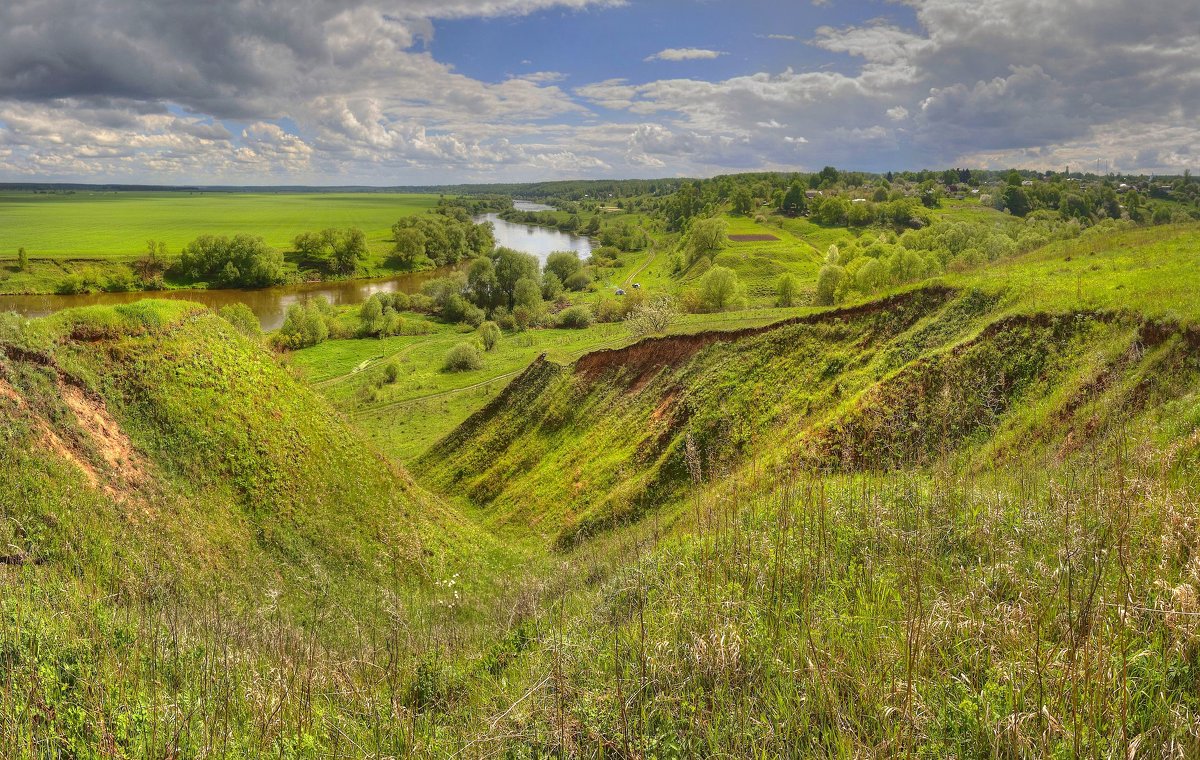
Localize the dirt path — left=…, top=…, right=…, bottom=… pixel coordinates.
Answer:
left=312, top=342, right=421, bottom=389
left=622, top=250, right=657, bottom=288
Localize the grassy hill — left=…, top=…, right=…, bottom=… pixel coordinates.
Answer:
left=405, top=224, right=1200, bottom=754
left=0, top=300, right=516, bottom=756
left=5, top=223, right=1200, bottom=756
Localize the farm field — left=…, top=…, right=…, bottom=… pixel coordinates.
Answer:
left=0, top=191, right=440, bottom=260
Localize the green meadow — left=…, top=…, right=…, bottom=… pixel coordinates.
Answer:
left=0, top=191, right=440, bottom=259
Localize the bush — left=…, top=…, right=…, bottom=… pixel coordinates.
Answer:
left=776, top=274, right=799, bottom=307
left=545, top=251, right=584, bottom=283
left=563, top=270, right=592, bottom=291
left=278, top=300, right=330, bottom=349
left=541, top=271, right=563, bottom=301
left=177, top=234, right=284, bottom=287
left=217, top=303, right=262, bottom=338
left=383, top=361, right=400, bottom=384
left=625, top=295, right=678, bottom=337
left=556, top=305, right=594, bottom=329
left=478, top=321, right=501, bottom=351
left=815, top=265, right=844, bottom=306
left=443, top=342, right=484, bottom=372
left=697, top=265, right=742, bottom=312
left=513, top=306, right=535, bottom=332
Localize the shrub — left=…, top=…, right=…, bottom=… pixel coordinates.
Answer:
left=625, top=295, right=678, bottom=337
left=491, top=306, right=516, bottom=331
left=815, top=264, right=844, bottom=306
left=177, top=234, right=284, bottom=287
left=443, top=342, right=484, bottom=372
left=217, top=303, right=261, bottom=338
left=776, top=274, right=799, bottom=307
left=278, top=301, right=330, bottom=349
left=383, top=361, right=400, bottom=384
left=513, top=306, right=535, bottom=332
left=563, top=270, right=592, bottom=291
left=541, top=271, right=563, bottom=301
left=545, top=251, right=584, bottom=283
left=595, top=298, right=625, bottom=323
left=556, top=305, right=594, bottom=329
left=478, top=321, right=501, bottom=351
left=697, top=265, right=742, bottom=312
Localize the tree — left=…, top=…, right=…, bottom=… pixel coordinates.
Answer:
left=178, top=234, right=284, bottom=288
left=815, top=264, right=844, bottom=306
left=854, top=258, right=886, bottom=293
left=330, top=228, right=367, bottom=275
left=776, top=274, right=799, bottom=306
left=443, top=342, right=484, bottom=372
left=781, top=182, right=807, bottom=216
left=1001, top=186, right=1031, bottom=217
left=697, top=265, right=740, bottom=311
left=16, top=247, right=28, bottom=272
left=681, top=217, right=727, bottom=266
left=625, top=295, right=679, bottom=337
left=847, top=201, right=874, bottom=227
left=134, top=240, right=169, bottom=286
left=513, top=277, right=543, bottom=312
left=478, top=321, right=501, bottom=351
left=545, top=250, right=584, bottom=284
left=492, top=248, right=540, bottom=307
left=359, top=294, right=385, bottom=336
left=730, top=187, right=753, bottom=216
left=392, top=227, right=426, bottom=268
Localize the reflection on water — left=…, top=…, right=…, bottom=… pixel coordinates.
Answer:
left=0, top=269, right=451, bottom=331
left=0, top=199, right=594, bottom=328
left=481, top=211, right=592, bottom=264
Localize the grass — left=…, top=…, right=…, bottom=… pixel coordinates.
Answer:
left=0, top=191, right=441, bottom=294
left=5, top=208, right=1200, bottom=755
left=0, top=191, right=440, bottom=260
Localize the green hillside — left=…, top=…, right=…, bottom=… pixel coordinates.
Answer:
left=404, top=225, right=1200, bottom=753
left=0, top=300, right=508, bottom=756
left=4, top=223, right=1200, bottom=756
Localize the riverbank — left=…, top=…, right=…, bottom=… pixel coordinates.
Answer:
left=0, top=266, right=459, bottom=330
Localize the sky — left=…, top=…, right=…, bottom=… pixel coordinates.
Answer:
left=0, top=0, right=1196, bottom=185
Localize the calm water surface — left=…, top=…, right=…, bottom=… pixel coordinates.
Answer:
left=0, top=270, right=453, bottom=331
left=0, top=199, right=593, bottom=328
left=480, top=199, right=592, bottom=263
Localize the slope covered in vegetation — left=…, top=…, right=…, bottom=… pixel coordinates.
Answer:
left=0, top=300, right=504, bottom=756
left=406, top=224, right=1200, bottom=755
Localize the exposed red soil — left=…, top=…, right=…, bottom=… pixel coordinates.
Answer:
left=575, top=287, right=954, bottom=390
left=728, top=234, right=780, bottom=242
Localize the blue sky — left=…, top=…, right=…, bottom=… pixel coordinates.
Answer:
left=0, top=0, right=1195, bottom=184
left=434, top=1, right=896, bottom=87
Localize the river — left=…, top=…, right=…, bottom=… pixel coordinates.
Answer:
left=0, top=200, right=593, bottom=330
left=481, top=199, right=592, bottom=263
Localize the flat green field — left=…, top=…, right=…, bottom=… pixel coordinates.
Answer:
left=0, top=191, right=440, bottom=260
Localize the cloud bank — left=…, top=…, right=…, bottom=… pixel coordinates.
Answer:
left=0, top=0, right=1195, bottom=182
